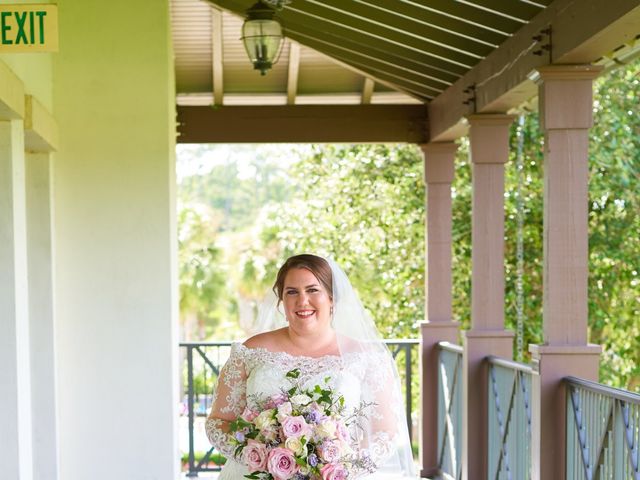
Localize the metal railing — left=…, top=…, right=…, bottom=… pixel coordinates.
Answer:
left=566, top=376, right=640, bottom=480
left=487, top=356, right=534, bottom=480
left=180, top=339, right=419, bottom=477
left=437, top=342, right=464, bottom=480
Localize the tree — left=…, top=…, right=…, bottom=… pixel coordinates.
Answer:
left=178, top=203, right=226, bottom=340
left=241, top=144, right=425, bottom=339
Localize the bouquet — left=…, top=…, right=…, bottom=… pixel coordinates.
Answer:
left=228, top=368, right=377, bottom=480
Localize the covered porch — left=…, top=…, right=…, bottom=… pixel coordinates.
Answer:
left=174, top=0, right=640, bottom=478
left=1, top=0, right=639, bottom=479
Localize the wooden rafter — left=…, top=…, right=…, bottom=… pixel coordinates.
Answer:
left=286, top=41, right=300, bottom=105
left=359, top=0, right=508, bottom=48
left=285, top=29, right=443, bottom=98
left=211, top=7, right=224, bottom=105
left=285, top=1, right=481, bottom=68
left=281, top=21, right=461, bottom=82
left=428, top=0, right=640, bottom=141
left=361, top=78, right=374, bottom=104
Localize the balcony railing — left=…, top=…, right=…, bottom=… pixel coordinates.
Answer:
left=566, top=376, right=640, bottom=480
left=487, top=356, right=534, bottom=480
left=437, top=341, right=463, bottom=480
left=180, top=339, right=419, bottom=477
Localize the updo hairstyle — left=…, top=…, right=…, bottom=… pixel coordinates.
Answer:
left=272, top=254, right=333, bottom=306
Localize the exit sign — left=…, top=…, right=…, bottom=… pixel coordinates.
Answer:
left=0, top=4, right=58, bottom=53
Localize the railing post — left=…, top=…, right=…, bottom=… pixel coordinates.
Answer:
left=186, top=345, right=197, bottom=477
left=528, top=65, right=603, bottom=480
left=463, top=114, right=515, bottom=480
left=419, top=142, right=460, bottom=478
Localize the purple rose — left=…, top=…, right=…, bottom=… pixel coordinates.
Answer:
left=267, top=447, right=299, bottom=480
left=307, top=453, right=318, bottom=467
left=235, top=431, right=246, bottom=442
left=306, top=409, right=326, bottom=424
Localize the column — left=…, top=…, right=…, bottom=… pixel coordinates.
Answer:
left=419, top=142, right=460, bottom=478
left=26, top=152, right=60, bottom=480
left=462, top=114, right=515, bottom=480
left=0, top=118, right=34, bottom=480
left=529, top=65, right=602, bottom=480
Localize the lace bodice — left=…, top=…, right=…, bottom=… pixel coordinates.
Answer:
left=205, top=343, right=407, bottom=479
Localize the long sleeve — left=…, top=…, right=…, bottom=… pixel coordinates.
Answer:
left=358, top=350, right=415, bottom=475
left=205, top=343, right=248, bottom=457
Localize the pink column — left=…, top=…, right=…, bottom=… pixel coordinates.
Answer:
left=419, top=142, right=460, bottom=478
left=462, top=114, right=515, bottom=480
left=529, top=65, right=603, bottom=480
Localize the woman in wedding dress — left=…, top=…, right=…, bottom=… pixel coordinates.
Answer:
left=205, top=254, right=416, bottom=479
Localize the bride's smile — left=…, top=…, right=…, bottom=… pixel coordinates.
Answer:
left=282, top=267, right=332, bottom=332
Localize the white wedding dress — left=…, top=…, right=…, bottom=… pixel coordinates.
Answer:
left=206, top=343, right=413, bottom=479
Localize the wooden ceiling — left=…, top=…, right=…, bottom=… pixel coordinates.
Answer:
left=172, top=0, right=640, bottom=143
left=171, top=0, right=553, bottom=106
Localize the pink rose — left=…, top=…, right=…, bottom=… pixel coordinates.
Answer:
left=242, top=439, right=268, bottom=472
left=320, top=463, right=348, bottom=480
left=318, top=440, right=341, bottom=463
left=241, top=407, right=259, bottom=422
left=281, top=415, right=312, bottom=439
left=267, top=447, right=299, bottom=480
left=270, top=393, right=289, bottom=407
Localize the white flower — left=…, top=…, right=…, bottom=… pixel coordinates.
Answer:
left=290, top=394, right=312, bottom=406
left=254, top=409, right=276, bottom=430
left=316, top=420, right=337, bottom=438
left=285, top=436, right=307, bottom=457
left=277, top=401, right=293, bottom=422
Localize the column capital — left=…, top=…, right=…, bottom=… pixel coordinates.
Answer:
left=420, top=142, right=457, bottom=184
left=532, top=64, right=603, bottom=130
left=530, top=64, right=603, bottom=83
left=468, top=113, right=514, bottom=165
left=419, top=141, right=458, bottom=155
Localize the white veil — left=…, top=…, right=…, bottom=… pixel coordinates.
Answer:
left=252, top=256, right=417, bottom=478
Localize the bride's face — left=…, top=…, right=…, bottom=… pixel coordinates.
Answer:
left=282, top=267, right=333, bottom=335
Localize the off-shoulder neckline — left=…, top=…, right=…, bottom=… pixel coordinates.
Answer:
left=233, top=342, right=343, bottom=361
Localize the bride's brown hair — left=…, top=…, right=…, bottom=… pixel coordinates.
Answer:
left=273, top=254, right=333, bottom=304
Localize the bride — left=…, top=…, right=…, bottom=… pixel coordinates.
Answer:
left=206, top=254, right=416, bottom=479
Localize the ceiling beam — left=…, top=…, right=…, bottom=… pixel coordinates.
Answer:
left=208, top=0, right=469, bottom=76
left=280, top=22, right=459, bottom=84
left=428, top=0, right=640, bottom=141
left=403, top=0, right=523, bottom=34
left=360, top=0, right=508, bottom=47
left=286, top=1, right=481, bottom=68
left=285, top=29, right=442, bottom=98
left=361, top=78, right=374, bottom=104
left=455, top=0, right=542, bottom=22
left=210, top=7, right=224, bottom=106
left=286, top=41, right=300, bottom=105
left=177, top=105, right=428, bottom=143
left=303, top=0, right=493, bottom=58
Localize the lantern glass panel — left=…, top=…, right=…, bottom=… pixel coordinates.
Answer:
left=242, top=19, right=282, bottom=63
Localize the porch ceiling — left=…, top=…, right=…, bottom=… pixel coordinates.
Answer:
left=172, top=0, right=552, bottom=106
left=172, top=0, right=640, bottom=143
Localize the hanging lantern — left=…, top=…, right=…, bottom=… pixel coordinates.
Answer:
left=241, top=1, right=284, bottom=76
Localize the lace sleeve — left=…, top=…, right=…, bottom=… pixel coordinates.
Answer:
left=205, top=343, right=248, bottom=457
left=359, top=351, right=409, bottom=470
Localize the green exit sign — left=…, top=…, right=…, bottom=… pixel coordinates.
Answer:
left=0, top=4, right=58, bottom=52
